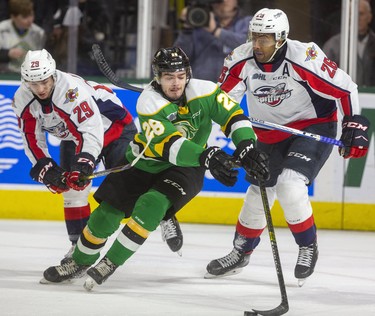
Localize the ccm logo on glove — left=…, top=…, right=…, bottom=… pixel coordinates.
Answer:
left=38, top=161, right=54, bottom=182
left=77, top=157, right=95, bottom=169
left=342, top=121, right=368, bottom=131
left=339, top=115, right=370, bottom=159
left=66, top=152, right=96, bottom=191
left=29, top=157, right=69, bottom=194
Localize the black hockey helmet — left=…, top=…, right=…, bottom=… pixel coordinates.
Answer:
left=152, top=47, right=192, bottom=83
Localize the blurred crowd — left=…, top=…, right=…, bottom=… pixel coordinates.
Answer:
left=1, top=0, right=375, bottom=86
left=0, top=0, right=136, bottom=76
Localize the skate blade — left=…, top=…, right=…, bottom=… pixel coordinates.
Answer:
left=39, top=277, right=73, bottom=284
left=297, top=278, right=306, bottom=287
left=204, top=267, right=243, bottom=279
left=83, top=277, right=96, bottom=291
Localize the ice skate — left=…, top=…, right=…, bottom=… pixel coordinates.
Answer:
left=83, top=256, right=118, bottom=291
left=295, top=240, right=318, bottom=287
left=205, top=248, right=251, bottom=279
left=160, top=216, right=183, bottom=256
left=41, top=258, right=89, bottom=284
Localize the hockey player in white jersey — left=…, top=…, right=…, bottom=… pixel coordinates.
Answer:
left=12, top=49, right=138, bottom=266
left=206, top=8, right=370, bottom=285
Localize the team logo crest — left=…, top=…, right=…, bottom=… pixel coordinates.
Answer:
left=305, top=45, right=318, bottom=61
left=225, top=51, right=234, bottom=61
left=253, top=83, right=292, bottom=107
left=174, top=120, right=197, bottom=139
left=64, top=87, right=79, bottom=104
left=42, top=121, right=69, bottom=138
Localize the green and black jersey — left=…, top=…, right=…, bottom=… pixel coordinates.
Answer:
left=126, top=79, right=256, bottom=173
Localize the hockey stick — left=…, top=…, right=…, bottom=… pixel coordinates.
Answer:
left=91, top=44, right=143, bottom=93
left=91, top=44, right=343, bottom=148
left=250, top=117, right=343, bottom=147
left=244, top=182, right=289, bottom=316
left=86, top=131, right=154, bottom=179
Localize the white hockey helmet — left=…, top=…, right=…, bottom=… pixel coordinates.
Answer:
left=249, top=8, right=289, bottom=41
left=21, top=49, right=56, bottom=82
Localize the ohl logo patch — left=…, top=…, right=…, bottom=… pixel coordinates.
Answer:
left=305, top=45, right=318, bottom=61
left=253, top=83, right=292, bottom=107
left=64, top=87, right=79, bottom=104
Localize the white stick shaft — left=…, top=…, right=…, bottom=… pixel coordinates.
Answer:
left=249, top=117, right=343, bottom=147
left=87, top=132, right=154, bottom=179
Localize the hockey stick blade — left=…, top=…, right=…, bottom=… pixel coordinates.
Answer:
left=91, top=44, right=143, bottom=93
left=244, top=303, right=289, bottom=316
left=244, top=182, right=289, bottom=316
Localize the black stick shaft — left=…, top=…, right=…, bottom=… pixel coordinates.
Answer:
left=244, top=183, right=289, bottom=315
left=91, top=44, right=143, bottom=93
left=257, top=183, right=289, bottom=313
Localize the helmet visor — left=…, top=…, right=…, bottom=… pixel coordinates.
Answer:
left=249, top=32, right=276, bottom=47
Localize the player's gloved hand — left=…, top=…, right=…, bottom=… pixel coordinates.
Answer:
left=199, top=146, right=239, bottom=187
left=234, top=140, right=270, bottom=181
left=30, top=158, right=69, bottom=194
left=339, top=115, right=370, bottom=159
left=66, top=152, right=96, bottom=191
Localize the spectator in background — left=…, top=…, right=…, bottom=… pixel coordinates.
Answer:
left=32, top=0, right=65, bottom=35
left=45, top=0, right=110, bottom=76
left=323, top=0, right=375, bottom=86
left=0, top=0, right=45, bottom=73
left=174, top=0, right=251, bottom=81
left=0, top=0, right=9, bottom=21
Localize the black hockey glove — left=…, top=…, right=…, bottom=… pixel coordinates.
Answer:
left=339, top=115, right=370, bottom=159
left=199, top=146, right=239, bottom=187
left=66, top=152, right=96, bottom=191
left=234, top=140, right=270, bottom=182
left=30, top=158, right=69, bottom=194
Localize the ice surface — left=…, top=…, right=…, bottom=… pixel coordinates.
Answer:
left=0, top=220, right=374, bottom=316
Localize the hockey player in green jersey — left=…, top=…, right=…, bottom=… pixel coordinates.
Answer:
left=42, top=47, right=269, bottom=290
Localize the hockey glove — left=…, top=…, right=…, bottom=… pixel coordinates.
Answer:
left=66, top=152, right=96, bottom=191
left=339, top=115, right=370, bottom=159
left=30, top=158, right=69, bottom=194
left=199, top=146, right=239, bottom=187
left=234, top=140, right=270, bottom=181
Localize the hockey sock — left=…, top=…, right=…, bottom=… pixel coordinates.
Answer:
left=234, top=221, right=263, bottom=252
left=106, top=218, right=149, bottom=266
left=288, top=215, right=317, bottom=246
left=73, top=201, right=124, bottom=265
left=64, top=204, right=91, bottom=243
left=87, top=201, right=124, bottom=238
left=106, top=190, right=172, bottom=266
left=132, top=189, right=172, bottom=231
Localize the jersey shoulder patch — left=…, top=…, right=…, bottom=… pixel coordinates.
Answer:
left=185, top=79, right=218, bottom=101
left=286, top=39, right=325, bottom=66
left=53, top=71, right=92, bottom=105
left=224, top=42, right=253, bottom=68
left=137, top=85, right=170, bottom=115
